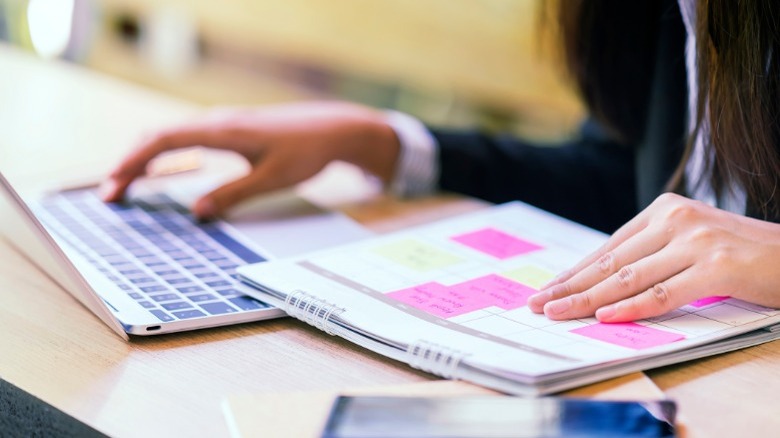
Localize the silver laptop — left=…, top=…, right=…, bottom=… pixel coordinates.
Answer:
left=0, top=169, right=367, bottom=339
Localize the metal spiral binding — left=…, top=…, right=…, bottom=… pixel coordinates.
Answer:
left=406, top=340, right=465, bottom=379
left=284, top=290, right=344, bottom=336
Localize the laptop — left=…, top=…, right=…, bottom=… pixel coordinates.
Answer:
left=0, top=167, right=369, bottom=340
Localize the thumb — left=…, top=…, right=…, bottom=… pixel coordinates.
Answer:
left=192, top=165, right=287, bottom=219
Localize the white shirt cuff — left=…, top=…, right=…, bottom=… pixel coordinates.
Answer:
left=384, top=110, right=439, bottom=197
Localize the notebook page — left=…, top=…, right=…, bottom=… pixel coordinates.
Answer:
left=239, top=202, right=780, bottom=381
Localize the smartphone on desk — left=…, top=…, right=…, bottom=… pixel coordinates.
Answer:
left=320, top=395, right=677, bottom=438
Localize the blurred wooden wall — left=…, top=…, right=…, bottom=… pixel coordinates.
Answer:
left=89, top=0, right=583, bottom=139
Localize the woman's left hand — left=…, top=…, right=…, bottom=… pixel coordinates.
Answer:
left=527, top=192, right=780, bottom=322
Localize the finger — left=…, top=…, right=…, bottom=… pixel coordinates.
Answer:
left=541, top=244, right=691, bottom=320
left=192, top=160, right=295, bottom=219
left=102, top=124, right=244, bottom=202
left=540, top=208, right=656, bottom=291
left=527, top=223, right=670, bottom=313
left=593, top=266, right=703, bottom=322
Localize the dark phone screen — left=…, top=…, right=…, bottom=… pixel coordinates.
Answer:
left=321, top=396, right=676, bottom=438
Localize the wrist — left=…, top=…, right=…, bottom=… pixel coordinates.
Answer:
left=337, top=105, right=401, bottom=185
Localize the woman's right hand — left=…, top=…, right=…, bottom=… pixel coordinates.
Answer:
left=100, top=101, right=401, bottom=218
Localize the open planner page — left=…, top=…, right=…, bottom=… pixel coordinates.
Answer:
left=238, top=202, right=780, bottom=391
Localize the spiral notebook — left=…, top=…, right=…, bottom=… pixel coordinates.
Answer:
left=237, top=201, right=780, bottom=395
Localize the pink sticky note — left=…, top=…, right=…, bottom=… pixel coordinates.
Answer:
left=449, top=274, right=537, bottom=310
left=451, top=228, right=543, bottom=259
left=571, top=322, right=685, bottom=350
left=387, top=282, right=486, bottom=318
left=689, top=296, right=730, bottom=308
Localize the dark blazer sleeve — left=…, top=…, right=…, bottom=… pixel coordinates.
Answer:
left=432, top=123, right=637, bottom=234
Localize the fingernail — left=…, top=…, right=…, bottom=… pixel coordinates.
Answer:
left=539, top=277, right=560, bottom=290
left=193, top=198, right=216, bottom=219
left=596, top=305, right=617, bottom=321
left=546, top=298, right=571, bottom=315
left=540, top=271, right=567, bottom=290
left=528, top=290, right=551, bottom=306
left=98, top=179, right=118, bottom=201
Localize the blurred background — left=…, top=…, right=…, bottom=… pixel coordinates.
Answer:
left=0, top=0, right=584, bottom=141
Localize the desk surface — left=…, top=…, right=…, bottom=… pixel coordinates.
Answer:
left=2, top=45, right=780, bottom=438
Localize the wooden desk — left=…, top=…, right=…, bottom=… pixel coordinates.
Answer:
left=1, top=45, right=779, bottom=438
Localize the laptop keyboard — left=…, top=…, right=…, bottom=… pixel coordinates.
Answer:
left=34, top=189, right=272, bottom=322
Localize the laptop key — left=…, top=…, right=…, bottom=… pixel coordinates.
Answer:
left=119, top=268, right=144, bottom=276
left=188, top=294, right=216, bottom=303
left=161, top=301, right=193, bottom=311
left=140, top=285, right=168, bottom=293
left=165, top=277, right=192, bottom=285
left=215, top=288, right=241, bottom=297
left=172, top=309, right=206, bottom=319
left=229, top=296, right=268, bottom=311
left=205, top=280, right=232, bottom=288
left=200, top=302, right=238, bottom=315
left=150, top=309, right=174, bottom=322
left=176, top=286, right=204, bottom=294
left=153, top=269, right=180, bottom=276
left=129, top=277, right=156, bottom=285
left=150, top=293, right=180, bottom=302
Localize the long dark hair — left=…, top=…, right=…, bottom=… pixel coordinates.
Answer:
left=690, top=0, right=780, bottom=218
left=555, top=0, right=780, bottom=218
left=553, top=0, right=664, bottom=145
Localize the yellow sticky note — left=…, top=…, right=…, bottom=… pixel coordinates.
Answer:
left=501, top=265, right=555, bottom=289
left=373, top=239, right=462, bottom=271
